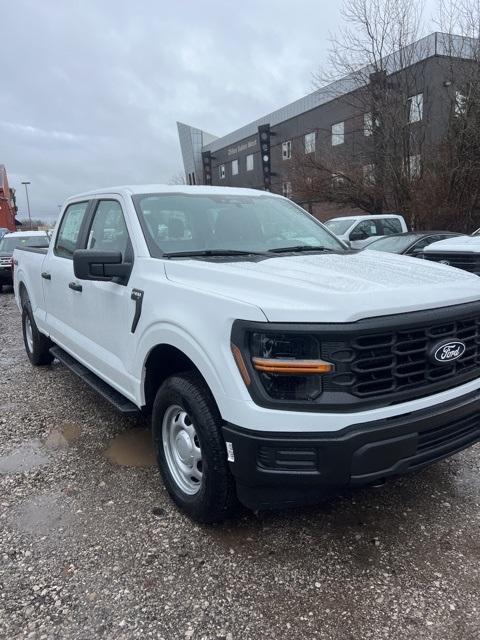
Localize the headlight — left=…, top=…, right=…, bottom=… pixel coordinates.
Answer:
left=231, top=327, right=333, bottom=403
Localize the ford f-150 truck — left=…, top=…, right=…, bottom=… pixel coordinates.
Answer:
left=13, top=185, right=480, bottom=523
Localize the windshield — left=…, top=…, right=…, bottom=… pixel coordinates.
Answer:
left=0, top=234, right=49, bottom=252
left=366, top=235, right=417, bottom=253
left=324, top=219, right=353, bottom=235
left=132, top=193, right=344, bottom=257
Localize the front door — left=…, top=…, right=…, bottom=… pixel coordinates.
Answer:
left=72, top=198, right=137, bottom=399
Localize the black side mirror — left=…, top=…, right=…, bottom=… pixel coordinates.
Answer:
left=73, top=250, right=131, bottom=283
left=350, top=231, right=367, bottom=241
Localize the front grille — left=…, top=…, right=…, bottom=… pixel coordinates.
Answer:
left=0, top=257, right=11, bottom=267
left=424, top=252, right=480, bottom=275
left=321, top=303, right=480, bottom=407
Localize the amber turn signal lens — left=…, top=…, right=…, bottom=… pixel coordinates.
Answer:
left=252, top=357, right=333, bottom=375
left=231, top=343, right=251, bottom=385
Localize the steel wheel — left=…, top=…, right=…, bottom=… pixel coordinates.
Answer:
left=162, top=404, right=203, bottom=495
left=25, top=314, right=34, bottom=353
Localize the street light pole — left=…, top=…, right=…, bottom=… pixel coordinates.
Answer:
left=21, top=181, right=32, bottom=230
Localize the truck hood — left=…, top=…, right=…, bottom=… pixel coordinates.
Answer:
left=424, top=235, right=480, bottom=253
left=164, top=250, right=480, bottom=322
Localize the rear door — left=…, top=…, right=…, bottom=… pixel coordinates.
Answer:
left=42, top=201, right=92, bottom=351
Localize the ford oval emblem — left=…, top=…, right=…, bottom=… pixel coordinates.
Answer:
left=439, top=259, right=450, bottom=265
left=432, top=341, right=466, bottom=364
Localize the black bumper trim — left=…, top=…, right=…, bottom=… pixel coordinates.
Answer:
left=222, top=389, right=480, bottom=510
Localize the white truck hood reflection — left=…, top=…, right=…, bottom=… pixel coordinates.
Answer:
left=164, top=250, right=480, bottom=322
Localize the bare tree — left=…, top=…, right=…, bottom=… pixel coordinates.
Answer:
left=292, top=0, right=431, bottom=225
left=425, top=0, right=480, bottom=231
left=168, top=172, right=187, bottom=185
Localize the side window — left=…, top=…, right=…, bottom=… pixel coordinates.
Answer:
left=382, top=218, right=402, bottom=235
left=87, top=200, right=131, bottom=259
left=352, top=219, right=380, bottom=239
left=55, top=201, right=89, bottom=259
left=412, top=237, right=433, bottom=252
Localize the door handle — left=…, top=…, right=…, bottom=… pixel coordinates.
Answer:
left=41, top=272, right=51, bottom=280
left=69, top=281, right=83, bottom=292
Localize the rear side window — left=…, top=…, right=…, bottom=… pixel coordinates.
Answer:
left=382, top=218, right=403, bottom=235
left=55, top=202, right=89, bottom=259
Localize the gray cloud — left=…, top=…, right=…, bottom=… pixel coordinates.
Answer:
left=1, top=0, right=436, bottom=220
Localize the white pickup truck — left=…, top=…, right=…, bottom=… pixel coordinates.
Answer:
left=423, top=235, right=480, bottom=276
left=13, top=185, right=480, bottom=523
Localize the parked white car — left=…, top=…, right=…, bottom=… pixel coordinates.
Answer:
left=13, top=186, right=480, bottom=522
left=324, top=214, right=408, bottom=248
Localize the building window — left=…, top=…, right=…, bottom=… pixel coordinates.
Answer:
left=282, top=140, right=292, bottom=160
left=363, top=164, right=375, bottom=185
left=408, top=93, right=423, bottom=123
left=455, top=90, right=467, bottom=116
left=364, top=112, right=373, bottom=136
left=246, top=154, right=254, bottom=171
left=232, top=159, right=239, bottom=175
left=331, top=173, right=345, bottom=188
left=219, top=165, right=225, bottom=180
left=408, top=154, right=421, bottom=178
left=282, top=181, right=292, bottom=198
left=304, top=132, right=316, bottom=154
left=331, top=121, right=344, bottom=146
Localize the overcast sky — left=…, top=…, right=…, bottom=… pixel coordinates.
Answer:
left=2, top=0, right=437, bottom=221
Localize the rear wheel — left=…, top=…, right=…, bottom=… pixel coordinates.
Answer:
left=22, top=301, right=54, bottom=366
left=152, top=372, right=238, bottom=523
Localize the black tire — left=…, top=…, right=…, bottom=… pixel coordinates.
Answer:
left=152, top=372, right=238, bottom=523
left=22, top=301, right=54, bottom=366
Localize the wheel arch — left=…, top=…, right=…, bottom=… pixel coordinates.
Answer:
left=18, top=281, right=29, bottom=307
left=142, top=343, right=221, bottom=413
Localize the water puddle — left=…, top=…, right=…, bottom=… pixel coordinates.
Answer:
left=0, top=440, right=50, bottom=474
left=11, top=492, right=75, bottom=536
left=61, top=423, right=82, bottom=442
left=104, top=429, right=156, bottom=467
left=44, top=423, right=82, bottom=450
left=0, top=423, right=81, bottom=473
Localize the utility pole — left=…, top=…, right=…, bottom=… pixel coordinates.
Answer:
left=21, top=181, right=32, bottom=230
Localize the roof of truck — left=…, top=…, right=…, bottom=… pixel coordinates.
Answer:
left=326, top=214, right=405, bottom=221
left=68, top=185, right=282, bottom=200
left=3, top=230, right=49, bottom=237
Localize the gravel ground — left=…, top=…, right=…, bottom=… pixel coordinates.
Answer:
left=1, top=291, right=480, bottom=639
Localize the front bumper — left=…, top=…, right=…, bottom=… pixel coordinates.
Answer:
left=223, top=389, right=480, bottom=509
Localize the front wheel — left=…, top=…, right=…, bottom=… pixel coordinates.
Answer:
left=22, top=301, right=54, bottom=366
left=152, top=372, right=238, bottom=523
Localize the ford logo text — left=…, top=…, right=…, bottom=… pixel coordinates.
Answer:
left=433, top=341, right=466, bottom=363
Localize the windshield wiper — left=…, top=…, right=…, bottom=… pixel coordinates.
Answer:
left=268, top=245, right=337, bottom=254
left=163, top=249, right=268, bottom=258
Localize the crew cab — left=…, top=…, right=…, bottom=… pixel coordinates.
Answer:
left=324, top=213, right=408, bottom=248
left=423, top=235, right=480, bottom=276
left=13, top=185, right=480, bottom=523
